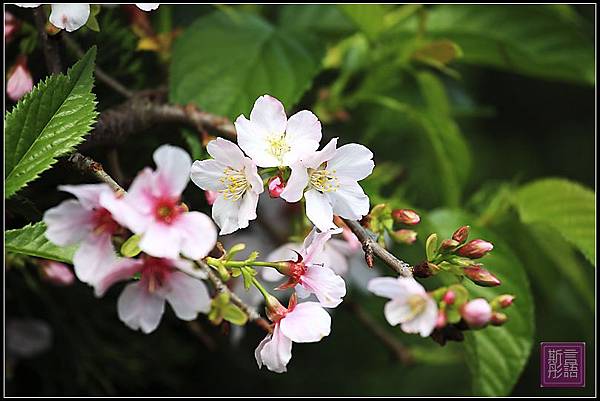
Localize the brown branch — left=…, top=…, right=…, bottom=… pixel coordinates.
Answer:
left=33, top=8, right=63, bottom=74
left=342, top=218, right=413, bottom=277
left=67, top=152, right=126, bottom=195
left=347, top=300, right=414, bottom=365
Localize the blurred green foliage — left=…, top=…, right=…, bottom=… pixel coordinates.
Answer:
left=5, top=4, right=595, bottom=397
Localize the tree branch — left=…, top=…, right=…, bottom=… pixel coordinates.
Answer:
left=342, top=218, right=413, bottom=277
left=67, top=152, right=126, bottom=194
left=33, top=7, right=63, bottom=74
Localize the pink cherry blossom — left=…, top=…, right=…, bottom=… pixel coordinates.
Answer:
left=6, top=56, right=33, bottom=102
left=96, top=255, right=210, bottom=334
left=280, top=138, right=374, bottom=231
left=460, top=298, right=492, bottom=328
left=101, top=145, right=217, bottom=260
left=368, top=276, right=438, bottom=337
left=39, top=260, right=75, bottom=286
left=267, top=227, right=346, bottom=308
left=5, top=11, right=21, bottom=43
left=43, top=183, right=122, bottom=287
left=235, top=95, right=322, bottom=168
left=255, top=294, right=331, bottom=373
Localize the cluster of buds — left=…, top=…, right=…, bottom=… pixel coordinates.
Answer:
left=414, top=225, right=499, bottom=287
left=362, top=204, right=421, bottom=247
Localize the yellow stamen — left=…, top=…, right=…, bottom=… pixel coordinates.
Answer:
left=218, top=167, right=250, bottom=201
left=309, top=167, right=339, bottom=193
left=266, top=134, right=290, bottom=164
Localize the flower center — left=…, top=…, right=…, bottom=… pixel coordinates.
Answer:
left=92, top=207, right=120, bottom=235
left=266, top=134, right=290, bottom=164
left=407, top=294, right=427, bottom=319
left=154, top=197, right=183, bottom=224
left=218, top=167, right=250, bottom=201
left=309, top=166, right=339, bottom=193
left=141, top=257, right=174, bottom=293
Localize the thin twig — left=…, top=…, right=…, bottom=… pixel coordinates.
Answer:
left=343, top=218, right=413, bottom=277
left=62, top=34, right=134, bottom=98
left=67, top=152, right=126, bottom=195
left=347, top=300, right=414, bottom=365
left=33, top=8, right=63, bottom=74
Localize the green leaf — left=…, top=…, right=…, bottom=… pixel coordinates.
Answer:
left=120, top=234, right=142, bottom=258
left=4, top=47, right=98, bottom=199
left=5, top=222, right=76, bottom=264
left=222, top=303, right=248, bottom=326
left=514, top=178, right=595, bottom=265
left=425, top=233, right=438, bottom=261
left=427, top=209, right=534, bottom=396
left=338, top=4, right=392, bottom=39
left=401, top=5, right=594, bottom=85
left=170, top=11, right=324, bottom=120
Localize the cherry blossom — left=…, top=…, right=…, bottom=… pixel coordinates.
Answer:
left=5, top=11, right=20, bottom=43
left=235, top=95, right=322, bottom=168
left=460, top=298, right=492, bottom=328
left=101, top=145, right=217, bottom=260
left=266, top=227, right=346, bottom=308
left=280, top=138, right=374, bottom=231
left=43, top=183, right=121, bottom=287
left=255, top=294, right=331, bottom=373
left=39, top=260, right=75, bottom=286
left=95, top=255, right=210, bottom=334
left=190, top=138, right=263, bottom=235
left=368, top=276, right=438, bottom=337
left=6, top=56, right=33, bottom=102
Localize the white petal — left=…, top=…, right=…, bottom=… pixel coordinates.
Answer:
left=164, top=271, right=211, bottom=320
left=135, top=3, right=159, bottom=11
left=383, top=298, right=414, bottom=326
left=212, top=195, right=242, bottom=235
left=138, top=222, right=181, bottom=259
left=206, top=137, right=246, bottom=170
left=99, top=191, right=149, bottom=234
left=304, top=189, right=336, bottom=231
left=153, top=144, right=191, bottom=198
left=173, top=258, right=208, bottom=280
left=328, top=179, right=370, bottom=220
left=401, top=297, right=438, bottom=337
left=190, top=159, right=227, bottom=192
left=117, top=282, right=165, bottom=334
left=237, top=190, right=259, bottom=230
left=279, top=163, right=309, bottom=203
left=283, top=110, right=321, bottom=165
left=327, top=143, right=374, bottom=181
left=367, top=277, right=405, bottom=300
left=234, top=115, right=278, bottom=168
left=303, top=227, right=342, bottom=264
left=280, top=302, right=331, bottom=343
left=300, top=266, right=346, bottom=308
left=175, top=211, right=217, bottom=260
left=242, top=157, right=264, bottom=194
left=257, top=325, right=293, bottom=373
left=321, top=243, right=349, bottom=276
left=294, top=283, right=312, bottom=299
left=49, top=4, right=90, bottom=32
left=73, top=233, right=117, bottom=285
left=16, top=4, right=42, bottom=8
left=43, top=199, right=93, bottom=246
left=58, top=183, right=111, bottom=210
left=301, top=137, right=338, bottom=169
left=94, top=258, right=144, bottom=297
left=249, top=95, right=287, bottom=137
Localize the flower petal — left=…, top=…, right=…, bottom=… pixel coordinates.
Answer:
left=367, top=277, right=405, bottom=300
left=237, top=190, right=259, bottom=230
left=250, top=95, right=287, bottom=137
left=328, top=179, right=370, bottom=220
left=153, top=144, right=192, bottom=197
left=279, top=163, right=309, bottom=203
left=58, top=183, right=111, bottom=210
left=234, top=115, right=277, bottom=167
left=118, top=282, right=165, bottom=334
left=190, top=159, right=226, bottom=192
left=43, top=199, right=94, bottom=246
left=175, top=211, right=217, bottom=260
left=327, top=143, right=374, bottom=181
left=304, top=189, right=336, bottom=231
left=257, top=324, right=293, bottom=373
left=301, top=137, right=338, bottom=169
left=283, top=110, right=321, bottom=165
left=73, top=233, right=117, bottom=285
left=49, top=4, right=90, bottom=32
left=383, top=298, right=414, bottom=326
left=206, top=138, right=246, bottom=170
left=135, top=3, right=160, bottom=11
left=300, top=266, right=346, bottom=308
left=138, top=222, right=181, bottom=259
left=211, top=194, right=241, bottom=235
left=94, top=258, right=144, bottom=297
left=164, top=271, right=211, bottom=320
left=400, top=297, right=437, bottom=337
left=303, top=227, right=342, bottom=264
left=280, top=302, right=331, bottom=343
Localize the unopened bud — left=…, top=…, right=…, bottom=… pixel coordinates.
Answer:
left=461, top=298, right=492, bottom=328
left=7, top=55, right=33, bottom=102
left=440, top=239, right=460, bottom=251
left=265, top=294, right=288, bottom=323
left=463, top=265, right=501, bottom=287
left=452, top=225, right=470, bottom=244
left=495, top=294, right=515, bottom=309
left=442, top=290, right=456, bottom=305
left=392, top=209, right=420, bottom=225
left=435, top=310, right=447, bottom=328
left=456, top=239, right=494, bottom=259
left=39, top=260, right=75, bottom=286
left=391, top=229, right=417, bottom=244
left=267, top=175, right=285, bottom=198
left=274, top=252, right=305, bottom=289
left=5, top=12, right=21, bottom=43
left=490, top=311, right=508, bottom=326
left=413, top=261, right=439, bottom=278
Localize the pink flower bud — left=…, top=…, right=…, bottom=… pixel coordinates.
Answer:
left=265, top=293, right=296, bottom=323
left=39, top=260, right=75, bottom=286
left=456, top=239, right=493, bottom=259
left=267, top=175, right=285, bottom=198
left=7, top=56, right=33, bottom=102
left=275, top=252, right=306, bottom=290
left=490, top=311, right=508, bottom=326
left=463, top=265, right=501, bottom=287
left=452, top=225, right=470, bottom=244
left=392, top=209, right=420, bottom=225
left=442, top=290, right=456, bottom=305
left=461, top=298, right=492, bottom=328
left=391, top=229, right=417, bottom=244
left=204, top=190, right=217, bottom=205
left=435, top=310, right=447, bottom=328
left=440, top=239, right=460, bottom=251
left=496, top=294, right=515, bottom=308
left=5, top=12, right=21, bottom=43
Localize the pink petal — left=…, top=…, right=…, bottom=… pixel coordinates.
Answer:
left=163, top=271, right=211, bottom=320
left=73, top=233, right=118, bottom=285
left=138, top=222, right=181, bottom=259
left=48, top=4, right=90, bottom=32
left=58, top=183, right=112, bottom=210
left=279, top=302, right=331, bottom=343
left=117, top=282, right=165, bottom=334
left=94, top=258, right=144, bottom=297
left=43, top=199, right=94, bottom=246
left=40, top=260, right=75, bottom=286
left=153, top=145, right=192, bottom=198
left=300, top=266, right=346, bottom=308
left=175, top=211, right=217, bottom=260
left=256, top=324, right=292, bottom=373
left=6, top=62, right=33, bottom=102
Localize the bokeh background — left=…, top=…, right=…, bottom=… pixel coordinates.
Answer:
left=5, top=4, right=596, bottom=396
